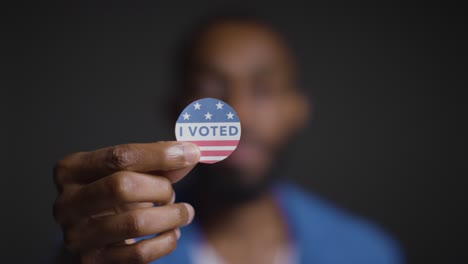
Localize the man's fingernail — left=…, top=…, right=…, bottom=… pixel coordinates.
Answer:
left=181, top=143, right=200, bottom=164
left=183, top=203, right=195, bottom=225
left=175, top=228, right=181, bottom=239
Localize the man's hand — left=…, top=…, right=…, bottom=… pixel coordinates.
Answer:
left=53, top=141, right=200, bottom=264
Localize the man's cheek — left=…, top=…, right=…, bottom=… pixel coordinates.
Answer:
left=256, top=109, right=285, bottom=143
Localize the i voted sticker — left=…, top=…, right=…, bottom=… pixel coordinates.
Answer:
left=175, top=98, right=241, bottom=164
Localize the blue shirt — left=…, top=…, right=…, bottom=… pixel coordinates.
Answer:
left=154, top=182, right=404, bottom=263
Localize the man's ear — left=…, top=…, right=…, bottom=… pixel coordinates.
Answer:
left=284, top=89, right=312, bottom=134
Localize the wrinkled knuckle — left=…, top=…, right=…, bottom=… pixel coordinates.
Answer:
left=108, top=172, right=134, bottom=202
left=125, top=245, right=146, bottom=264
left=106, top=144, right=138, bottom=170
left=123, top=212, right=145, bottom=237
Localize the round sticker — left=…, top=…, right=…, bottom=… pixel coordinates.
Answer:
left=175, top=98, right=241, bottom=164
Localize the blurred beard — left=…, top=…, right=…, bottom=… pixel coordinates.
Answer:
left=174, top=134, right=284, bottom=213
left=170, top=109, right=308, bottom=225
left=174, top=164, right=273, bottom=221
left=193, top=162, right=273, bottom=205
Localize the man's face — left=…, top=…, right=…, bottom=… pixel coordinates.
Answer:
left=185, top=22, right=308, bottom=190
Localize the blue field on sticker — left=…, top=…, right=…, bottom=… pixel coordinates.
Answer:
left=176, top=98, right=240, bottom=123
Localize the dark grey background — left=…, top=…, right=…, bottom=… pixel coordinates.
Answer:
left=4, top=1, right=466, bottom=263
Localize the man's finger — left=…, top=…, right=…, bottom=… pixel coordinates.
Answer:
left=80, top=230, right=179, bottom=264
left=71, top=172, right=175, bottom=219
left=148, top=163, right=198, bottom=183
left=65, top=203, right=194, bottom=251
left=54, top=141, right=200, bottom=185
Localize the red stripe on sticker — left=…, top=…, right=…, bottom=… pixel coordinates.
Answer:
left=182, top=140, right=239, bottom=146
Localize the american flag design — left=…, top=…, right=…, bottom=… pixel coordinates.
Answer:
left=175, top=98, right=241, bottom=164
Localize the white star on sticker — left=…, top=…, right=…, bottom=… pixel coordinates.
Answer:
left=193, top=102, right=201, bottom=110
left=182, top=112, right=190, bottom=120
left=204, top=112, right=212, bottom=120
left=226, top=112, right=234, bottom=119
left=216, top=101, right=224, bottom=109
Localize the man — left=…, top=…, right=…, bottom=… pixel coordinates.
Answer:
left=53, top=15, right=403, bottom=263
